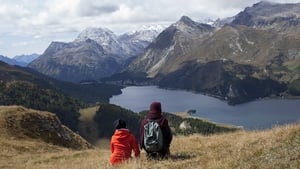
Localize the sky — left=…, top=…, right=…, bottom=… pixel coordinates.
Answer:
left=1, top=0, right=300, bottom=58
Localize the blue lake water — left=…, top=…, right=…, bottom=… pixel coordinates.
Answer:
left=109, top=86, right=300, bottom=130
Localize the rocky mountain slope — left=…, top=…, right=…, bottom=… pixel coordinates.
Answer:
left=29, top=39, right=120, bottom=82
left=128, top=16, right=215, bottom=77
left=232, top=1, right=300, bottom=29
left=122, top=1, right=300, bottom=104
left=29, top=26, right=163, bottom=82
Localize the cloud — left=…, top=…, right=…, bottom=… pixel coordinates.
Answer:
left=12, top=41, right=31, bottom=47
left=0, top=3, right=30, bottom=19
left=1, top=0, right=300, bottom=57
left=45, top=0, right=79, bottom=17
left=77, top=1, right=119, bottom=16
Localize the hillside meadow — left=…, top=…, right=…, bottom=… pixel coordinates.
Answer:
left=1, top=120, right=299, bottom=169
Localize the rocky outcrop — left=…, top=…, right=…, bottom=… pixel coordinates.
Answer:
left=1, top=106, right=93, bottom=150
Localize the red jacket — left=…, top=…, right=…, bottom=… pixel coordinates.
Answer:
left=110, top=129, right=140, bottom=165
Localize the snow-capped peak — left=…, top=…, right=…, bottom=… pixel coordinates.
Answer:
left=124, top=25, right=165, bottom=42
left=75, top=27, right=118, bottom=44
left=74, top=27, right=123, bottom=55
left=128, top=25, right=165, bottom=34
left=73, top=25, right=165, bottom=58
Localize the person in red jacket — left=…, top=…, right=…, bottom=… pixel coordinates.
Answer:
left=140, top=102, right=173, bottom=159
left=110, top=119, right=140, bottom=165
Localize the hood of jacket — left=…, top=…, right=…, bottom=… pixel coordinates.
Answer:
left=113, top=129, right=131, bottom=141
left=147, top=102, right=162, bottom=119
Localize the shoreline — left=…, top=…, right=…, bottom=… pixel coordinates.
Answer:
left=173, top=112, right=244, bottom=130
left=110, top=84, right=300, bottom=105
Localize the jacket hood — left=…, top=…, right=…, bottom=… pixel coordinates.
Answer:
left=147, top=102, right=162, bottom=119
left=113, top=129, right=131, bottom=141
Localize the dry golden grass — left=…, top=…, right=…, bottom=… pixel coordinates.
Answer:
left=1, top=106, right=299, bottom=169
left=1, top=122, right=300, bottom=169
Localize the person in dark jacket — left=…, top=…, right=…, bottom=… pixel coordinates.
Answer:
left=140, top=102, right=172, bottom=159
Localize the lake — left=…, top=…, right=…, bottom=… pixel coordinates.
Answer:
left=109, top=86, right=300, bottom=130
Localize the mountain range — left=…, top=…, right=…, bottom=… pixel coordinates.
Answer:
left=0, top=53, right=39, bottom=66
left=13, top=53, right=40, bottom=65
left=28, top=25, right=164, bottom=82
left=107, top=1, right=300, bottom=104
left=26, top=1, right=300, bottom=104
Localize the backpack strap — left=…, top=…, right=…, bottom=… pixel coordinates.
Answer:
left=147, top=116, right=162, bottom=123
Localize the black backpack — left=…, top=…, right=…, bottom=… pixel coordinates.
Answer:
left=143, top=119, right=164, bottom=152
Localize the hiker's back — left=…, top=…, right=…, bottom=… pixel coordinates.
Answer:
left=143, top=119, right=163, bottom=152
left=140, top=102, right=173, bottom=159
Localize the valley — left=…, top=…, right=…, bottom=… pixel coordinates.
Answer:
left=1, top=1, right=300, bottom=168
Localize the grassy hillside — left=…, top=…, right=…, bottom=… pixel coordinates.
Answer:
left=1, top=105, right=299, bottom=169
left=0, top=61, right=123, bottom=131
left=89, top=103, right=240, bottom=142
left=0, top=61, right=123, bottom=104
left=0, top=80, right=83, bottom=131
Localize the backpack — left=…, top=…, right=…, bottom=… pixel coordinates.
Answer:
left=143, top=119, right=164, bottom=152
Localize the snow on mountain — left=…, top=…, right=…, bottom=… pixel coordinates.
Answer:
left=74, top=27, right=116, bottom=44
left=124, top=25, right=166, bottom=42
left=28, top=25, right=164, bottom=82
left=197, top=17, right=235, bottom=28
left=127, top=16, right=215, bottom=77
left=74, top=25, right=164, bottom=58
left=118, top=25, right=165, bottom=56
left=74, top=27, right=124, bottom=56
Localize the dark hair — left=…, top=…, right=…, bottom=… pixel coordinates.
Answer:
left=113, top=119, right=126, bottom=129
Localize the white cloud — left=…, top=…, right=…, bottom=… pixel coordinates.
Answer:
left=1, top=0, right=300, bottom=57
left=12, top=41, right=31, bottom=47
left=77, top=0, right=119, bottom=16
left=0, top=3, right=30, bottom=19
left=46, top=0, right=79, bottom=17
